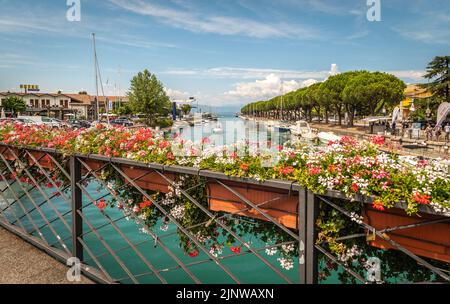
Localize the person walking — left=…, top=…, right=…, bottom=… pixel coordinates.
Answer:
left=444, top=123, right=450, bottom=142
left=425, top=124, right=433, bottom=141
left=435, top=125, right=442, bottom=141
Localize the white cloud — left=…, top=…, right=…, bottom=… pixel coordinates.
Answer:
left=387, top=70, right=425, bottom=81
left=164, top=67, right=331, bottom=79
left=225, top=74, right=317, bottom=100
left=109, top=0, right=318, bottom=39
left=164, top=88, right=192, bottom=101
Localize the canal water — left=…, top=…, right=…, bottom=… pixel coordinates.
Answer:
left=172, top=116, right=293, bottom=150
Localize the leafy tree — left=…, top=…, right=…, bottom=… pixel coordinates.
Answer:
left=422, top=56, right=450, bottom=101
left=342, top=71, right=405, bottom=126
left=180, top=104, right=192, bottom=115
left=114, top=103, right=133, bottom=116
left=1, top=96, right=27, bottom=116
left=128, top=69, right=171, bottom=124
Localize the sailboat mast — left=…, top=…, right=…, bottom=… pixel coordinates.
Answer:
left=280, top=82, right=284, bottom=121
left=92, top=33, right=100, bottom=121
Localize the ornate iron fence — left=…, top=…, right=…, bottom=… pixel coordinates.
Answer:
left=0, top=144, right=448, bottom=284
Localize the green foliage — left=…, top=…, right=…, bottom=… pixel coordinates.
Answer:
left=128, top=69, right=171, bottom=123
left=1, top=96, right=27, bottom=116
left=114, top=103, right=133, bottom=116
left=180, top=104, right=192, bottom=115
left=422, top=56, right=450, bottom=101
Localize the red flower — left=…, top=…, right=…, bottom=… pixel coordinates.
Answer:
left=371, top=136, right=385, bottom=146
left=230, top=246, right=241, bottom=254
left=309, top=166, right=321, bottom=175
left=188, top=250, right=199, bottom=258
left=351, top=183, right=359, bottom=192
left=277, top=145, right=284, bottom=151
left=96, top=200, right=107, bottom=210
left=240, top=163, right=249, bottom=171
left=373, top=200, right=385, bottom=211
left=412, top=193, right=431, bottom=205
left=280, top=166, right=294, bottom=175
left=139, top=200, right=153, bottom=209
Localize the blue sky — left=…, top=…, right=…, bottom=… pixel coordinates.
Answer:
left=0, top=0, right=449, bottom=107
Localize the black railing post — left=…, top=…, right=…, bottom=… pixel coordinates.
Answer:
left=306, top=190, right=319, bottom=284
left=298, top=188, right=307, bottom=284
left=70, top=156, right=83, bottom=261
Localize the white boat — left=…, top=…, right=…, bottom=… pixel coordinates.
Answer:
left=290, top=121, right=318, bottom=140
left=318, top=132, right=342, bottom=143
left=212, top=123, right=224, bottom=134
left=272, top=120, right=292, bottom=133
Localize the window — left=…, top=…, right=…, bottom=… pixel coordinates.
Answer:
left=60, top=100, right=64, bottom=107
left=65, top=100, right=69, bottom=108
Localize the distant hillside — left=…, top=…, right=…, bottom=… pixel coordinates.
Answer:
left=195, top=104, right=244, bottom=115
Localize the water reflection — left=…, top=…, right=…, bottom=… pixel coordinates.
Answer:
left=171, top=117, right=292, bottom=151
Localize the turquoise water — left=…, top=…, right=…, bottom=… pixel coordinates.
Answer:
left=0, top=181, right=305, bottom=284
left=173, top=116, right=292, bottom=149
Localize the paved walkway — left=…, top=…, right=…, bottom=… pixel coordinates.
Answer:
left=0, top=227, right=93, bottom=284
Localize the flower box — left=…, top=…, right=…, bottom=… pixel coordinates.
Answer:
left=363, top=205, right=450, bottom=263
left=0, top=146, right=19, bottom=162
left=207, top=180, right=299, bottom=229
left=121, top=165, right=175, bottom=194
left=80, top=159, right=106, bottom=175
left=27, top=151, right=54, bottom=170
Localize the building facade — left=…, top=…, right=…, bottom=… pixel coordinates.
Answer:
left=0, top=92, right=128, bottom=120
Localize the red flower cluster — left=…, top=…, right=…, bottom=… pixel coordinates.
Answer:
left=139, top=200, right=153, bottom=209
left=188, top=250, right=199, bottom=258
left=308, top=166, right=322, bottom=175
left=412, top=193, right=431, bottom=205
left=373, top=200, right=385, bottom=211
left=371, top=136, right=385, bottom=146
left=96, top=200, right=107, bottom=210
left=230, top=246, right=242, bottom=254
left=240, top=163, right=249, bottom=171
left=277, top=166, right=295, bottom=176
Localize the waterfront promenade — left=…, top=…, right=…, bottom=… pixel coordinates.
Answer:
left=0, top=227, right=92, bottom=284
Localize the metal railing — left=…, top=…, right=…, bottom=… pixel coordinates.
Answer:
left=0, top=144, right=448, bottom=284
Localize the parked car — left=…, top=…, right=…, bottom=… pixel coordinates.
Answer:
left=0, top=117, right=36, bottom=125
left=17, top=116, right=64, bottom=128
left=68, top=119, right=92, bottom=129
left=111, top=119, right=134, bottom=127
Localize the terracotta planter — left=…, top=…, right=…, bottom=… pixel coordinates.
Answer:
left=0, top=147, right=19, bottom=162
left=80, top=159, right=107, bottom=175
left=121, top=165, right=175, bottom=194
left=363, top=205, right=450, bottom=263
left=207, top=180, right=298, bottom=229
left=28, top=151, right=54, bottom=170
